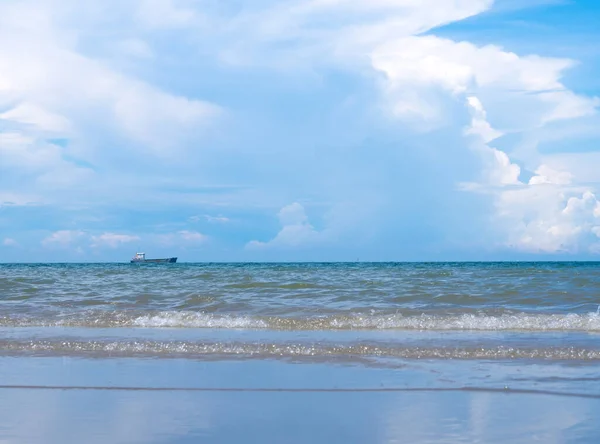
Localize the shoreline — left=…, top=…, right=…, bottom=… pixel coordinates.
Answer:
left=2, top=385, right=600, bottom=400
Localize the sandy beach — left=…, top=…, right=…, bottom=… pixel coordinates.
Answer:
left=1, top=354, right=600, bottom=443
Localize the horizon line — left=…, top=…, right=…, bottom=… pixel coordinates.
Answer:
left=2, top=260, right=600, bottom=265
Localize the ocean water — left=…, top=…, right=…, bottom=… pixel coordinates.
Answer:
left=0, top=263, right=600, bottom=363
left=1, top=262, right=600, bottom=362
left=2, top=262, right=600, bottom=442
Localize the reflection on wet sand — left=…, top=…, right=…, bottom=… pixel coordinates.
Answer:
left=0, top=357, right=600, bottom=443
left=1, top=387, right=599, bottom=444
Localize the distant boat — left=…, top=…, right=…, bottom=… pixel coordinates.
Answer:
left=130, top=252, right=177, bottom=264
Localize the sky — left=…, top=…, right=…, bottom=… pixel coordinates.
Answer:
left=1, top=0, right=600, bottom=262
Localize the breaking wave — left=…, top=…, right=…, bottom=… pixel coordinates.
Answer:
left=2, top=310, right=600, bottom=331
left=1, top=338, right=600, bottom=360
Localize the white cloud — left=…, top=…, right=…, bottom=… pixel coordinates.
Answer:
left=1, top=0, right=599, bottom=259
left=222, top=0, right=493, bottom=66
left=465, top=145, right=600, bottom=254
left=0, top=191, right=42, bottom=206
left=465, top=96, right=503, bottom=144
left=203, top=215, right=230, bottom=224
left=42, top=230, right=86, bottom=247
left=2, top=238, right=18, bottom=247
left=0, top=132, right=95, bottom=192
left=363, top=23, right=598, bottom=254
left=112, top=84, right=220, bottom=151
left=0, top=102, right=71, bottom=134
left=496, top=187, right=600, bottom=253
left=563, top=191, right=600, bottom=218
left=42, top=231, right=140, bottom=250
left=1, top=133, right=63, bottom=171
left=0, top=0, right=223, bottom=211
left=188, top=214, right=230, bottom=224
left=529, top=165, right=572, bottom=186
left=461, top=96, right=522, bottom=187
left=90, top=233, right=140, bottom=248
left=178, top=230, right=208, bottom=243
left=538, top=90, right=600, bottom=125
left=460, top=96, right=598, bottom=253
left=270, top=3, right=595, bottom=257
left=278, top=202, right=308, bottom=226
left=157, top=230, right=208, bottom=246
left=370, top=36, right=597, bottom=130
left=537, top=152, right=600, bottom=184
left=247, top=202, right=320, bottom=249
left=488, top=148, right=522, bottom=186
left=439, top=49, right=599, bottom=254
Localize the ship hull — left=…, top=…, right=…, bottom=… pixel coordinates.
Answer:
left=130, top=257, right=177, bottom=264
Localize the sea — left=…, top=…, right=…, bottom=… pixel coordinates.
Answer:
left=1, top=262, right=600, bottom=443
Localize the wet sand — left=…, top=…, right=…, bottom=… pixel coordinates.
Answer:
left=1, top=357, right=599, bottom=443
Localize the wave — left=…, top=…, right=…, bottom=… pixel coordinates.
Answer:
left=2, top=311, right=600, bottom=331
left=1, top=338, right=599, bottom=360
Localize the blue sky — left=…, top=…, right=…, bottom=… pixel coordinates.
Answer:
left=1, top=0, right=600, bottom=262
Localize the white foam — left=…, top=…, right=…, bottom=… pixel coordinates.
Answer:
left=127, top=311, right=600, bottom=331
left=5, top=311, right=600, bottom=332
left=2, top=339, right=600, bottom=360
left=131, top=312, right=269, bottom=329
left=327, top=312, right=600, bottom=331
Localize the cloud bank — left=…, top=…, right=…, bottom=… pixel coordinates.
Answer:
left=1, top=0, right=599, bottom=261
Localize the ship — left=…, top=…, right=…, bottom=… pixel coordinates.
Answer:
left=130, top=252, right=177, bottom=264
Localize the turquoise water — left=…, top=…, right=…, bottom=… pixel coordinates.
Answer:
left=2, top=262, right=600, bottom=321
left=1, top=262, right=600, bottom=363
